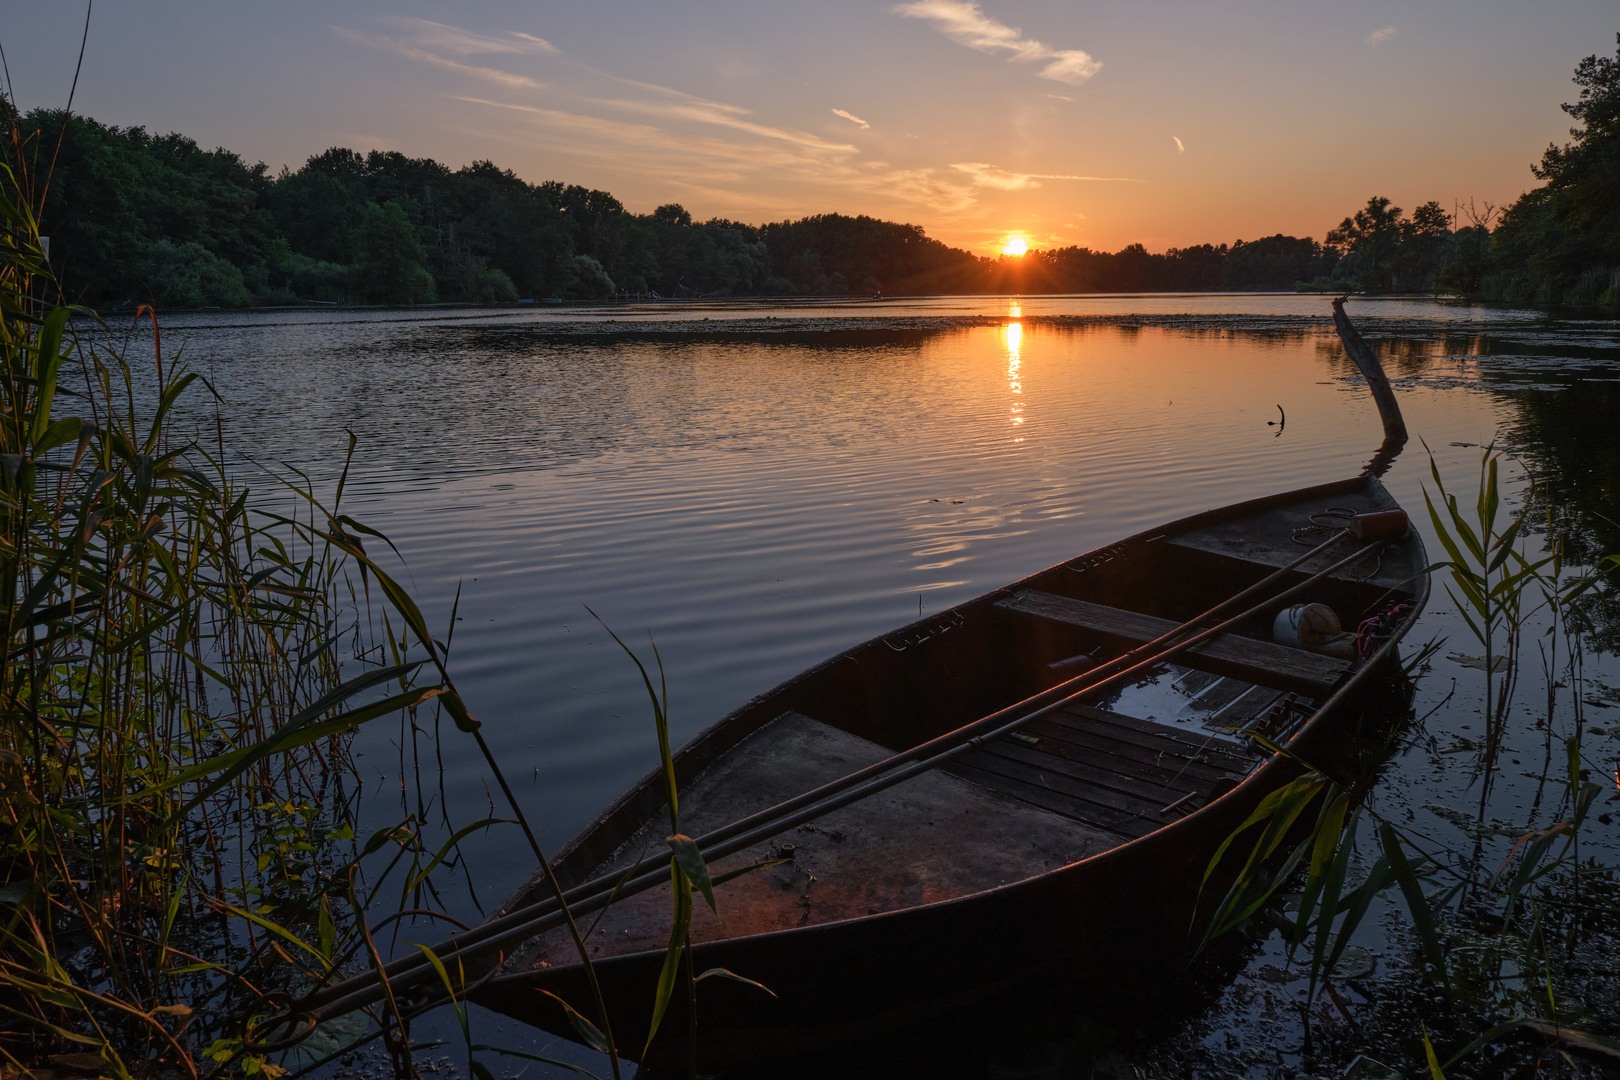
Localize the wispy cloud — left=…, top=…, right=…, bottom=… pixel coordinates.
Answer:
left=950, top=162, right=1147, bottom=189
left=376, top=17, right=556, bottom=55
left=335, top=18, right=556, bottom=88
left=1365, top=25, right=1396, bottom=45
left=894, top=0, right=1101, bottom=85
left=343, top=15, right=1045, bottom=223
left=595, top=96, right=856, bottom=154
left=456, top=95, right=983, bottom=214
left=508, top=31, right=558, bottom=52
left=1172, top=136, right=1185, bottom=154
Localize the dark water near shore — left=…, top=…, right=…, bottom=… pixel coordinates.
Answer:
left=138, top=294, right=1620, bottom=1076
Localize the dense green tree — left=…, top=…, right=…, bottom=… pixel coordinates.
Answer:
left=7, top=110, right=273, bottom=305
left=442, top=161, right=573, bottom=298
left=1222, top=234, right=1336, bottom=290
left=1433, top=226, right=1493, bottom=295
left=138, top=239, right=251, bottom=307
left=639, top=214, right=768, bottom=296
left=569, top=255, right=616, bottom=300
left=1487, top=34, right=1620, bottom=304
left=1397, top=201, right=1453, bottom=286
left=257, top=237, right=350, bottom=303
left=760, top=214, right=982, bottom=294
left=260, top=148, right=369, bottom=265
left=1161, top=243, right=1228, bottom=289
left=351, top=201, right=435, bottom=304
left=1532, top=34, right=1620, bottom=266
left=653, top=203, right=693, bottom=227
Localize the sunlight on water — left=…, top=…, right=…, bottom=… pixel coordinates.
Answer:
left=132, top=295, right=1617, bottom=905
left=1005, top=329, right=1023, bottom=431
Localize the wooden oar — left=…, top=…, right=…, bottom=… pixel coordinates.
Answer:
left=268, top=530, right=1384, bottom=1034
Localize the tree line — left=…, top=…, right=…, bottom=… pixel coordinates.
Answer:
left=2, top=34, right=1614, bottom=309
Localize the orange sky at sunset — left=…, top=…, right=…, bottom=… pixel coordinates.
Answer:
left=10, top=2, right=1616, bottom=255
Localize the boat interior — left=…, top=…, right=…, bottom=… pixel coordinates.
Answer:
left=502, top=482, right=1422, bottom=971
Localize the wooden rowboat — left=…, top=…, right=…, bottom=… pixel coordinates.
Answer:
left=471, top=473, right=1428, bottom=1069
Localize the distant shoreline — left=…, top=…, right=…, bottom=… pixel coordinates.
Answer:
left=85, top=289, right=1483, bottom=317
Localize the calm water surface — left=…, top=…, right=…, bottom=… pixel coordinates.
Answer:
left=143, top=294, right=1620, bottom=1075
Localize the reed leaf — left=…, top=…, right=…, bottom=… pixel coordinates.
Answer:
left=1379, top=822, right=1449, bottom=985
left=471, top=1043, right=606, bottom=1080
left=539, top=990, right=613, bottom=1057
left=1421, top=1023, right=1448, bottom=1079
left=666, top=834, right=716, bottom=914
left=644, top=864, right=693, bottom=1055
left=695, top=967, right=777, bottom=996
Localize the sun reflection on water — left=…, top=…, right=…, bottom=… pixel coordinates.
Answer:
left=1005, top=320, right=1024, bottom=436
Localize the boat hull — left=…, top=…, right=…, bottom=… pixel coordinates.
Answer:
left=472, top=474, right=1428, bottom=1069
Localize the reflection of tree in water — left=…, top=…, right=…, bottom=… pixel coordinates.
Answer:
left=1312, top=332, right=1484, bottom=378
left=1501, top=381, right=1620, bottom=650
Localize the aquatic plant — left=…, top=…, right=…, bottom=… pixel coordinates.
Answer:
left=1197, top=451, right=1620, bottom=1077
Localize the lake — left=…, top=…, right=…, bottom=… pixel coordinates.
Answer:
left=142, top=294, right=1620, bottom=1076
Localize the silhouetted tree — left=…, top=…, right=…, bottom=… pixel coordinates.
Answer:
left=1487, top=33, right=1620, bottom=304
left=1327, top=196, right=1405, bottom=289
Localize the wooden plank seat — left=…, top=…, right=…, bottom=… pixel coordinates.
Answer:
left=996, top=589, right=1349, bottom=695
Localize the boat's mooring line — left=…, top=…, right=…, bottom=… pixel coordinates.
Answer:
left=264, top=530, right=1383, bottom=1037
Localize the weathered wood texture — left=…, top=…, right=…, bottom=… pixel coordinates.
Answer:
left=996, top=589, right=1349, bottom=694
left=505, top=712, right=1117, bottom=969
left=1161, top=483, right=1417, bottom=594
left=1331, top=297, right=1408, bottom=446
left=945, top=702, right=1253, bottom=840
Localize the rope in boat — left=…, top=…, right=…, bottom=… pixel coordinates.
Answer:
left=1291, top=506, right=1390, bottom=579
left=252, top=527, right=1390, bottom=1044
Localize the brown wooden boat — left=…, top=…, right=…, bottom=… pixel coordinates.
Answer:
left=471, top=473, right=1428, bottom=1070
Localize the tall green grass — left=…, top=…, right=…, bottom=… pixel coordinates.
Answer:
left=0, top=156, right=411, bottom=1076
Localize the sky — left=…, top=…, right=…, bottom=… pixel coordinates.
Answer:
left=6, top=2, right=1615, bottom=255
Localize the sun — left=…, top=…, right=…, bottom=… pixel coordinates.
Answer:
left=1001, top=234, right=1029, bottom=257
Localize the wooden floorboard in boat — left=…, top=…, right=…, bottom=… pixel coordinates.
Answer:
left=941, top=759, right=1153, bottom=839
left=1053, top=704, right=1254, bottom=767
left=968, top=738, right=1201, bottom=806
left=941, top=705, right=1252, bottom=841
left=1023, top=725, right=1244, bottom=788
left=1027, top=707, right=1248, bottom=770
left=1014, top=718, right=1240, bottom=789
left=1185, top=674, right=1256, bottom=717
left=1203, top=684, right=1288, bottom=729
left=1164, top=486, right=1416, bottom=591
left=947, top=744, right=1193, bottom=820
